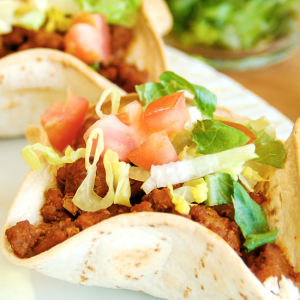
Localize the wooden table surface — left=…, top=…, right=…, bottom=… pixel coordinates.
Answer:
left=222, top=47, right=300, bottom=123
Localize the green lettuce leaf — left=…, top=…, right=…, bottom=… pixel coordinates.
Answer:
left=192, top=120, right=250, bottom=154
left=76, top=0, right=141, bottom=27
left=135, top=71, right=217, bottom=119
left=232, top=181, right=277, bottom=251
left=204, top=173, right=233, bottom=206
left=252, top=129, right=286, bottom=168
left=244, top=228, right=279, bottom=252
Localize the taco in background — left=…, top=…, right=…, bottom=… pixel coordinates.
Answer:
left=0, top=0, right=169, bottom=137
left=2, top=72, right=300, bottom=300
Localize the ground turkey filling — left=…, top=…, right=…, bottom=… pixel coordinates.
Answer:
left=0, top=26, right=148, bottom=92
left=5, top=155, right=300, bottom=287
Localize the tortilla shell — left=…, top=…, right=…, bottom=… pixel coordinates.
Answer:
left=262, top=118, right=300, bottom=272
left=142, top=0, right=173, bottom=36
left=0, top=0, right=168, bottom=138
left=2, top=115, right=300, bottom=299
left=0, top=49, right=125, bottom=138
left=1, top=162, right=277, bottom=300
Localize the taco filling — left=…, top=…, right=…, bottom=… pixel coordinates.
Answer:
left=4, top=72, right=300, bottom=293
left=0, top=0, right=148, bottom=92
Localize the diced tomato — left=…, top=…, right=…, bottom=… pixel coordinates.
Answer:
left=41, top=90, right=89, bottom=152
left=117, top=100, right=147, bottom=144
left=117, top=100, right=143, bottom=126
left=128, top=131, right=179, bottom=171
left=143, top=92, right=191, bottom=136
left=84, top=115, right=140, bottom=162
left=219, top=120, right=257, bottom=144
left=64, top=13, right=111, bottom=64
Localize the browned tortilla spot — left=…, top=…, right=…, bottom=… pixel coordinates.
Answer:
left=199, top=258, right=205, bottom=269
left=36, top=57, right=42, bottom=61
left=201, top=286, right=205, bottom=290
left=81, top=276, right=88, bottom=282
left=214, top=274, right=217, bottom=281
left=183, top=287, right=192, bottom=299
left=0, top=74, right=4, bottom=84
left=135, top=263, right=141, bottom=267
left=239, top=292, right=248, bottom=300
left=269, top=208, right=277, bottom=216
left=194, top=268, right=198, bottom=278
left=87, top=266, right=95, bottom=271
left=20, top=66, right=25, bottom=70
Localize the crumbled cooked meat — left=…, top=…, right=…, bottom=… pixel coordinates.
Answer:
left=190, top=205, right=242, bottom=255
left=41, top=189, right=71, bottom=222
left=142, top=188, right=174, bottom=212
left=110, top=25, right=133, bottom=59
left=211, top=204, right=235, bottom=221
left=246, top=244, right=300, bottom=285
left=131, top=201, right=154, bottom=212
left=99, top=60, right=149, bottom=93
left=62, top=193, right=80, bottom=216
left=249, top=191, right=268, bottom=205
left=107, top=204, right=131, bottom=216
left=73, top=116, right=99, bottom=150
left=74, top=210, right=110, bottom=230
left=33, top=219, right=79, bottom=254
left=0, top=26, right=64, bottom=58
left=5, top=220, right=40, bottom=258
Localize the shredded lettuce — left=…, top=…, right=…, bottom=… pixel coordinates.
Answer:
left=13, top=10, right=46, bottom=31
left=192, top=120, right=250, bottom=154
left=43, top=8, right=73, bottom=33
left=109, top=150, right=131, bottom=207
left=135, top=71, right=217, bottom=119
left=76, top=0, right=141, bottom=28
left=95, top=87, right=121, bottom=119
left=72, top=128, right=114, bottom=211
left=168, top=182, right=191, bottom=215
left=177, top=178, right=208, bottom=204
left=0, top=0, right=79, bottom=34
left=21, top=143, right=85, bottom=171
left=129, top=166, right=150, bottom=182
left=142, top=144, right=258, bottom=194
left=72, top=128, right=132, bottom=211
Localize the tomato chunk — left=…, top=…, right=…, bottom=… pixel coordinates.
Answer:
left=84, top=115, right=140, bottom=162
left=117, top=100, right=147, bottom=144
left=219, top=120, right=257, bottom=144
left=64, top=13, right=111, bottom=64
left=128, top=131, right=179, bottom=171
left=41, top=90, right=89, bottom=152
left=143, top=92, right=190, bottom=136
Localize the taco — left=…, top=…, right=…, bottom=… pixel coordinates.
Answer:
left=2, top=72, right=300, bottom=300
left=0, top=0, right=169, bottom=137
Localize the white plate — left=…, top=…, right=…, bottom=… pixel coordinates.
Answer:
left=0, top=47, right=294, bottom=300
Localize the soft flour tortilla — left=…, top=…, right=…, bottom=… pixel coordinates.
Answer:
left=0, top=0, right=168, bottom=138
left=0, top=49, right=124, bottom=138
left=1, top=101, right=300, bottom=299
left=262, top=118, right=300, bottom=273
